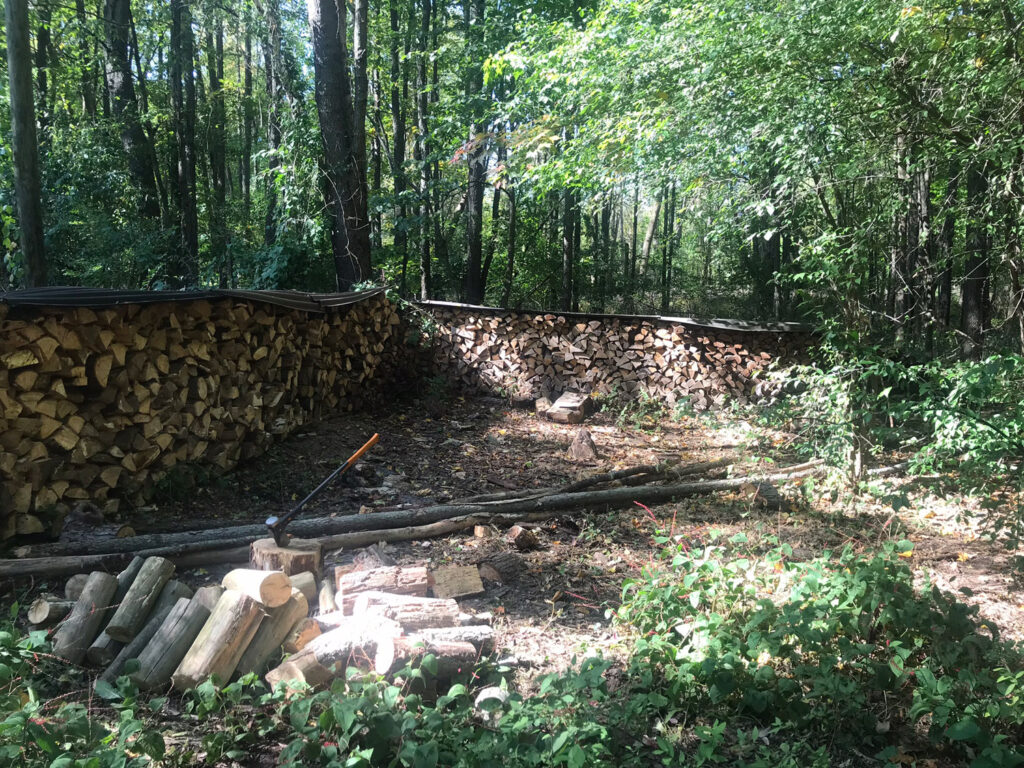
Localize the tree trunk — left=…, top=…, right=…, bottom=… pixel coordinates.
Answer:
left=391, top=0, right=408, bottom=290
left=661, top=183, right=676, bottom=314
left=936, top=161, right=959, bottom=328
left=35, top=0, right=50, bottom=135
left=242, top=26, right=253, bottom=244
left=4, top=0, right=47, bottom=287
left=263, top=0, right=283, bottom=246
left=207, top=21, right=228, bottom=287
left=171, top=0, right=199, bottom=285
left=104, top=0, right=161, bottom=221
left=75, top=0, right=96, bottom=117
left=961, top=163, right=989, bottom=359
left=500, top=189, right=517, bottom=307
left=462, top=0, right=486, bottom=303
left=561, top=187, right=575, bottom=311
left=416, top=0, right=432, bottom=299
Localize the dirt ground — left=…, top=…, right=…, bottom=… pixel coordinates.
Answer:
left=68, top=391, right=1021, bottom=685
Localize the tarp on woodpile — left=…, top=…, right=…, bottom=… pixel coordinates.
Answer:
left=0, top=286, right=387, bottom=313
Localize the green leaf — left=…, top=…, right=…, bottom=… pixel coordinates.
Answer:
left=946, top=718, right=980, bottom=742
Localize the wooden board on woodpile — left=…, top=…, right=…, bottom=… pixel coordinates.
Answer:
left=171, top=589, right=263, bottom=690
left=249, top=538, right=322, bottom=576
left=544, top=392, right=591, bottom=424
left=352, top=591, right=461, bottom=632
left=566, top=428, right=598, bottom=461
left=335, top=566, right=431, bottom=614
left=429, top=565, right=485, bottom=600
left=52, top=572, right=118, bottom=664
left=222, top=568, right=292, bottom=608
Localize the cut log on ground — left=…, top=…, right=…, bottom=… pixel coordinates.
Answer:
left=289, top=572, right=317, bottom=604
left=235, top=589, right=309, bottom=678
left=51, top=572, right=118, bottom=664
left=64, top=573, right=90, bottom=600
left=105, top=557, right=175, bottom=642
left=507, top=525, right=541, bottom=551
left=131, top=594, right=213, bottom=690
left=265, top=618, right=401, bottom=690
left=27, top=596, right=73, bottom=627
left=412, top=625, right=496, bottom=654
left=429, top=565, right=485, bottom=600
left=0, top=463, right=829, bottom=577
left=283, top=617, right=322, bottom=653
left=172, top=590, right=263, bottom=690
left=477, top=551, right=524, bottom=584
left=352, top=591, right=460, bottom=632
left=249, top=537, right=322, bottom=576
left=567, top=429, right=599, bottom=461
left=336, top=566, right=431, bottom=613
left=375, top=636, right=478, bottom=677
left=222, top=568, right=292, bottom=608
left=98, top=580, right=194, bottom=685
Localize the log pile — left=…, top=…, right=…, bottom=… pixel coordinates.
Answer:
left=420, top=302, right=813, bottom=408
left=0, top=291, right=402, bottom=539
left=30, top=544, right=495, bottom=694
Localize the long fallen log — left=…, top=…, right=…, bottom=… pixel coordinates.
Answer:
left=1, top=464, right=826, bottom=577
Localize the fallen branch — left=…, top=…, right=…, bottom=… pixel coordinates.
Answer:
left=0, top=464, right=823, bottom=577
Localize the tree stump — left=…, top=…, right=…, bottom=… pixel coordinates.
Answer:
left=250, top=537, right=322, bottom=576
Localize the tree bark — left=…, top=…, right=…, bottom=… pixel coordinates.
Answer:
left=416, top=0, right=432, bottom=299
left=462, top=0, right=486, bottom=303
left=75, top=0, right=97, bottom=117
left=171, top=0, right=199, bottom=285
left=207, top=20, right=229, bottom=287
left=391, top=0, right=408, bottom=290
left=961, top=163, right=990, bottom=359
left=5, top=0, right=47, bottom=286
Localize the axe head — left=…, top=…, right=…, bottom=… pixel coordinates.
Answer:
left=265, top=515, right=289, bottom=547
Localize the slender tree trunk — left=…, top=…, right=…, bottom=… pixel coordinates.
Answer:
left=561, top=188, right=574, bottom=311
left=391, top=0, right=408, bottom=290
left=171, top=0, right=198, bottom=284
left=501, top=189, right=516, bottom=307
left=462, top=0, right=486, bottom=303
left=661, top=183, right=676, bottom=314
left=961, top=164, right=990, bottom=359
left=75, top=0, right=96, bottom=117
left=416, top=0, right=431, bottom=299
left=5, top=0, right=47, bottom=286
left=264, top=0, right=283, bottom=246
left=481, top=140, right=505, bottom=291
left=35, top=0, right=50, bottom=135
left=936, top=162, right=959, bottom=328
left=104, top=0, right=161, bottom=220
left=207, top=21, right=228, bottom=287
left=242, top=26, right=253, bottom=243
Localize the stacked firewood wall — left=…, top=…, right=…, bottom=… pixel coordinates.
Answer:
left=0, top=294, right=402, bottom=539
left=423, top=305, right=813, bottom=407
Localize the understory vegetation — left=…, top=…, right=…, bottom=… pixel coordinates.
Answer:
left=3, top=530, right=1023, bottom=767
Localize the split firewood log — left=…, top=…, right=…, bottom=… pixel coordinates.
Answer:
left=52, top=572, right=118, bottom=664
left=221, top=568, right=292, bottom=608
left=335, top=566, right=431, bottom=614
left=171, top=589, right=264, bottom=690
left=234, top=588, right=309, bottom=678
left=506, top=525, right=540, bottom=552
left=352, top=591, right=461, bottom=632
left=374, top=636, right=478, bottom=677
left=411, top=624, right=496, bottom=654
left=430, top=565, right=485, bottom=600
left=282, top=617, right=322, bottom=654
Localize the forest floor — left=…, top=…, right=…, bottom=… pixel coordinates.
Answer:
left=127, top=391, right=1024, bottom=690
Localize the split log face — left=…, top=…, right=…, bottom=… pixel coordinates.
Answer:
left=318, top=579, right=338, bottom=614
left=222, top=568, right=292, bottom=608
left=429, top=565, right=485, bottom=600
left=171, top=589, right=264, bottom=690
left=249, top=538, right=323, bottom=576
left=335, top=566, right=430, bottom=614
left=105, top=556, right=175, bottom=642
left=52, top=571, right=118, bottom=664
left=352, top=591, right=461, bottom=632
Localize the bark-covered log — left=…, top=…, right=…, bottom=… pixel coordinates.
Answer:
left=375, top=636, right=478, bottom=677
left=289, top=572, right=317, bottom=604
left=86, top=556, right=147, bottom=665
left=64, top=573, right=91, bottom=601
left=105, top=557, right=175, bottom=642
left=130, top=594, right=212, bottom=690
left=27, top=596, right=73, bottom=627
left=52, top=572, right=118, bottom=663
